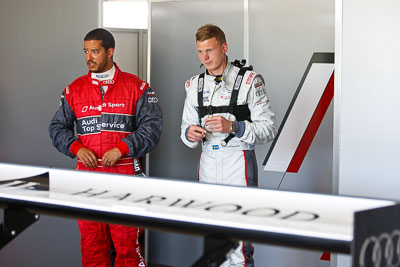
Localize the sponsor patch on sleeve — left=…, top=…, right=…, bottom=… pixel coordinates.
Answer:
left=148, top=96, right=159, bottom=103
left=255, top=87, right=267, bottom=97
left=246, top=72, right=256, bottom=85
left=255, top=81, right=264, bottom=88
left=185, top=79, right=191, bottom=89
left=140, top=82, right=147, bottom=91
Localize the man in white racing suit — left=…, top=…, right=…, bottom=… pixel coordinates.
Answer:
left=180, top=24, right=277, bottom=267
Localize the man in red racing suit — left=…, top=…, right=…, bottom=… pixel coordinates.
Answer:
left=49, top=28, right=162, bottom=267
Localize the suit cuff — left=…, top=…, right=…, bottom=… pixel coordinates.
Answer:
left=70, top=140, right=84, bottom=156
left=117, top=141, right=130, bottom=156
left=235, top=121, right=245, bottom=138
left=185, top=126, right=190, bottom=141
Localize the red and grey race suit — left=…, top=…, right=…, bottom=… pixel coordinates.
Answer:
left=180, top=61, right=277, bottom=267
left=49, top=63, right=162, bottom=267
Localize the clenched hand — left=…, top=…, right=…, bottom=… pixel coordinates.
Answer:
left=101, top=148, right=122, bottom=167
left=77, top=147, right=98, bottom=169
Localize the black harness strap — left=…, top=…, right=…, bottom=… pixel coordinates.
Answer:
left=229, top=67, right=249, bottom=113
left=197, top=73, right=205, bottom=108
left=198, top=105, right=251, bottom=122
left=197, top=72, right=205, bottom=126
left=197, top=61, right=254, bottom=146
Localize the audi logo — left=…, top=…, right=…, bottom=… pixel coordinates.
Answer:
left=359, top=230, right=400, bottom=267
left=148, top=97, right=158, bottom=103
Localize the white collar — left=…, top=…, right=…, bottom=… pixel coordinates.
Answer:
left=91, top=64, right=116, bottom=81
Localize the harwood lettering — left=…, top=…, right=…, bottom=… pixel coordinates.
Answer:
left=72, top=188, right=109, bottom=197
left=168, top=199, right=213, bottom=208
left=242, top=208, right=280, bottom=217
left=205, top=204, right=242, bottom=213
left=135, top=195, right=167, bottom=204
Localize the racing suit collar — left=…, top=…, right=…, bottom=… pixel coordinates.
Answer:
left=88, top=63, right=120, bottom=86
left=205, top=56, right=231, bottom=85
left=91, top=64, right=116, bottom=81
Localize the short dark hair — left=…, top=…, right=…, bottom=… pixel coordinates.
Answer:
left=84, top=28, right=115, bottom=51
left=196, top=24, right=226, bottom=44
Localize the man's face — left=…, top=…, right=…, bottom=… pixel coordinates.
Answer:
left=196, top=37, right=228, bottom=76
left=83, top=40, right=114, bottom=73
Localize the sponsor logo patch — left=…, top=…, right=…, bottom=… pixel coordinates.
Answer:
left=234, top=76, right=243, bottom=90
left=255, top=81, right=264, bottom=88
left=108, top=102, right=125, bottom=108
left=148, top=96, right=158, bottom=103
left=95, top=73, right=110, bottom=79
left=101, top=122, right=125, bottom=129
left=81, top=105, right=102, bottom=113
left=140, top=82, right=146, bottom=90
left=101, top=79, right=114, bottom=85
left=198, top=78, right=204, bottom=92
left=140, top=82, right=147, bottom=91
left=78, top=116, right=101, bottom=134
left=255, top=87, right=267, bottom=97
left=256, top=99, right=268, bottom=106
left=133, top=159, right=141, bottom=173
left=246, top=73, right=255, bottom=85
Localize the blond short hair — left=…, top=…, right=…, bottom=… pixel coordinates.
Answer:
left=195, top=24, right=226, bottom=44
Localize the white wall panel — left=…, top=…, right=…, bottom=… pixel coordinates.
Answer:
left=337, top=0, right=400, bottom=200
left=336, top=1, right=400, bottom=265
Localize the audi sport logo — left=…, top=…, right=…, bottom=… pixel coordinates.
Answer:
left=359, top=230, right=400, bottom=267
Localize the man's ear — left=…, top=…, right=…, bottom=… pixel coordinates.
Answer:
left=222, top=42, right=228, bottom=54
left=107, top=47, right=114, bottom=58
